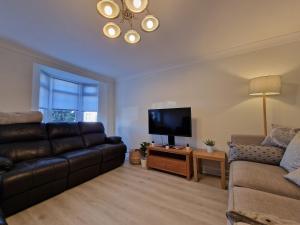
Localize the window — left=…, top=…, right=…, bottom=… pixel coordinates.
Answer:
left=39, top=72, right=99, bottom=123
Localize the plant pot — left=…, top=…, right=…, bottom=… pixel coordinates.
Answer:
left=141, top=158, right=147, bottom=168
left=206, top=145, right=214, bottom=153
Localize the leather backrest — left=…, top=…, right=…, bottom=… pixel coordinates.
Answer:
left=47, top=123, right=84, bottom=155
left=78, top=122, right=106, bottom=147
left=0, top=123, right=51, bottom=163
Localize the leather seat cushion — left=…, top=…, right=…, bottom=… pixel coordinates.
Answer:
left=50, top=137, right=85, bottom=155
left=92, top=144, right=126, bottom=162
left=1, top=157, right=68, bottom=199
left=59, top=149, right=101, bottom=172
left=78, top=122, right=106, bottom=147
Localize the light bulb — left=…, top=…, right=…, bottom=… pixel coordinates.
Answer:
left=133, top=0, right=142, bottom=9
left=146, top=20, right=154, bottom=29
left=141, top=15, right=159, bottom=32
left=104, top=5, right=113, bottom=16
left=103, top=22, right=121, bottom=39
left=108, top=27, right=116, bottom=36
left=124, top=30, right=140, bottom=44
left=129, top=34, right=136, bottom=42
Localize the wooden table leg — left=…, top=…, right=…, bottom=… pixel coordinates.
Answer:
left=193, top=156, right=199, bottom=182
left=186, top=155, right=191, bottom=180
left=220, top=160, right=226, bottom=189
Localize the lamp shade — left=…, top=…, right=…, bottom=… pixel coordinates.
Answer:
left=141, top=15, right=159, bottom=32
left=124, top=0, right=148, bottom=13
left=97, top=0, right=120, bottom=19
left=249, top=75, right=281, bottom=96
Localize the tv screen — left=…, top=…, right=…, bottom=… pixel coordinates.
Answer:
left=148, top=107, right=192, bottom=137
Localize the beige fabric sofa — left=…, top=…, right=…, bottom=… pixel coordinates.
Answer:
left=228, top=135, right=300, bottom=224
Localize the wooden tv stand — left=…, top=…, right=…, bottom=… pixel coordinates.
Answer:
left=147, top=146, right=193, bottom=179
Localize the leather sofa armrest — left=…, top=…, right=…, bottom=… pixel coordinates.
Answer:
left=0, top=157, right=13, bottom=171
left=231, top=135, right=265, bottom=145
left=106, top=136, right=123, bottom=144
left=0, top=209, right=7, bottom=225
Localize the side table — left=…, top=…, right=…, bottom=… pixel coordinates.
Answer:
left=193, top=150, right=226, bottom=189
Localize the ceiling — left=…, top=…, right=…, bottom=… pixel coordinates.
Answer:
left=1, top=0, right=300, bottom=80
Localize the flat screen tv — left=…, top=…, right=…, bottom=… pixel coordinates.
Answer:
left=148, top=107, right=192, bottom=146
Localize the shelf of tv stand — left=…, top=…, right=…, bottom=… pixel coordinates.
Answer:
left=147, top=146, right=193, bottom=179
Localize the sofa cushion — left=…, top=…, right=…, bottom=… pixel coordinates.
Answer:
left=228, top=187, right=300, bottom=223
left=0, top=123, right=48, bottom=144
left=0, top=123, right=51, bottom=163
left=59, top=149, right=101, bottom=172
left=47, top=123, right=85, bottom=155
left=91, top=144, right=126, bottom=162
left=230, top=161, right=300, bottom=200
left=228, top=144, right=284, bottom=165
left=47, top=123, right=81, bottom=139
left=262, top=124, right=299, bottom=148
left=227, top=210, right=300, bottom=225
left=30, top=158, right=68, bottom=186
left=78, top=122, right=106, bottom=147
left=0, top=157, right=68, bottom=199
left=285, top=168, right=300, bottom=187
left=0, top=157, right=13, bottom=171
left=280, top=132, right=300, bottom=172
left=0, top=140, right=52, bottom=163
left=50, top=137, right=85, bottom=155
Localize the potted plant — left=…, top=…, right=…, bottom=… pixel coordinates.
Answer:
left=140, top=142, right=150, bottom=168
left=204, top=139, right=215, bottom=153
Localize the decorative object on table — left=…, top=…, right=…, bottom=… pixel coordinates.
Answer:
left=280, top=132, right=300, bottom=172
left=165, top=145, right=170, bottom=150
left=140, top=142, right=150, bottom=168
left=186, top=144, right=190, bottom=150
left=204, top=139, right=215, bottom=153
left=193, top=149, right=226, bottom=189
left=228, top=143, right=284, bottom=165
left=96, top=0, right=159, bottom=44
left=261, top=124, right=300, bottom=148
left=129, top=149, right=141, bottom=165
left=151, top=141, right=155, bottom=147
left=249, top=75, right=281, bottom=136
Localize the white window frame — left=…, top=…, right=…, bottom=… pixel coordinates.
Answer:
left=36, top=69, right=99, bottom=123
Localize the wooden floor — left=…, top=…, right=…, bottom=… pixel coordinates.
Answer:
left=7, top=162, right=228, bottom=225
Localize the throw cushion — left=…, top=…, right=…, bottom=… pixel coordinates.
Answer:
left=0, top=111, right=43, bottom=125
left=280, top=132, right=300, bottom=172
left=227, top=210, right=300, bottom=225
left=262, top=124, right=299, bottom=148
left=284, top=167, right=300, bottom=186
left=228, top=143, right=284, bottom=165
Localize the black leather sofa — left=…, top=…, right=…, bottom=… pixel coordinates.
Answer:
left=0, top=122, right=126, bottom=224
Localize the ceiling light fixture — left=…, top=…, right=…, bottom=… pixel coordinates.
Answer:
left=97, top=0, right=159, bottom=44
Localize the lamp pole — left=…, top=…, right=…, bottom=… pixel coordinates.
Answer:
left=262, top=95, right=267, bottom=136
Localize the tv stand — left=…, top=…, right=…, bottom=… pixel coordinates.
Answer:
left=147, top=146, right=193, bottom=179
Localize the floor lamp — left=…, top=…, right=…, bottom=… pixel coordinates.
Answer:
left=249, top=75, right=281, bottom=136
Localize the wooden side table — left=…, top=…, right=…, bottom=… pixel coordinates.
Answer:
left=193, top=150, right=226, bottom=189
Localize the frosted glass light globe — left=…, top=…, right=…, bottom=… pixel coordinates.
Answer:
left=146, top=20, right=154, bottom=29
left=104, top=5, right=113, bottom=16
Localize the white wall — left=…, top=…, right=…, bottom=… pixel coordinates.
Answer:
left=116, top=41, right=300, bottom=153
left=0, top=39, right=116, bottom=135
